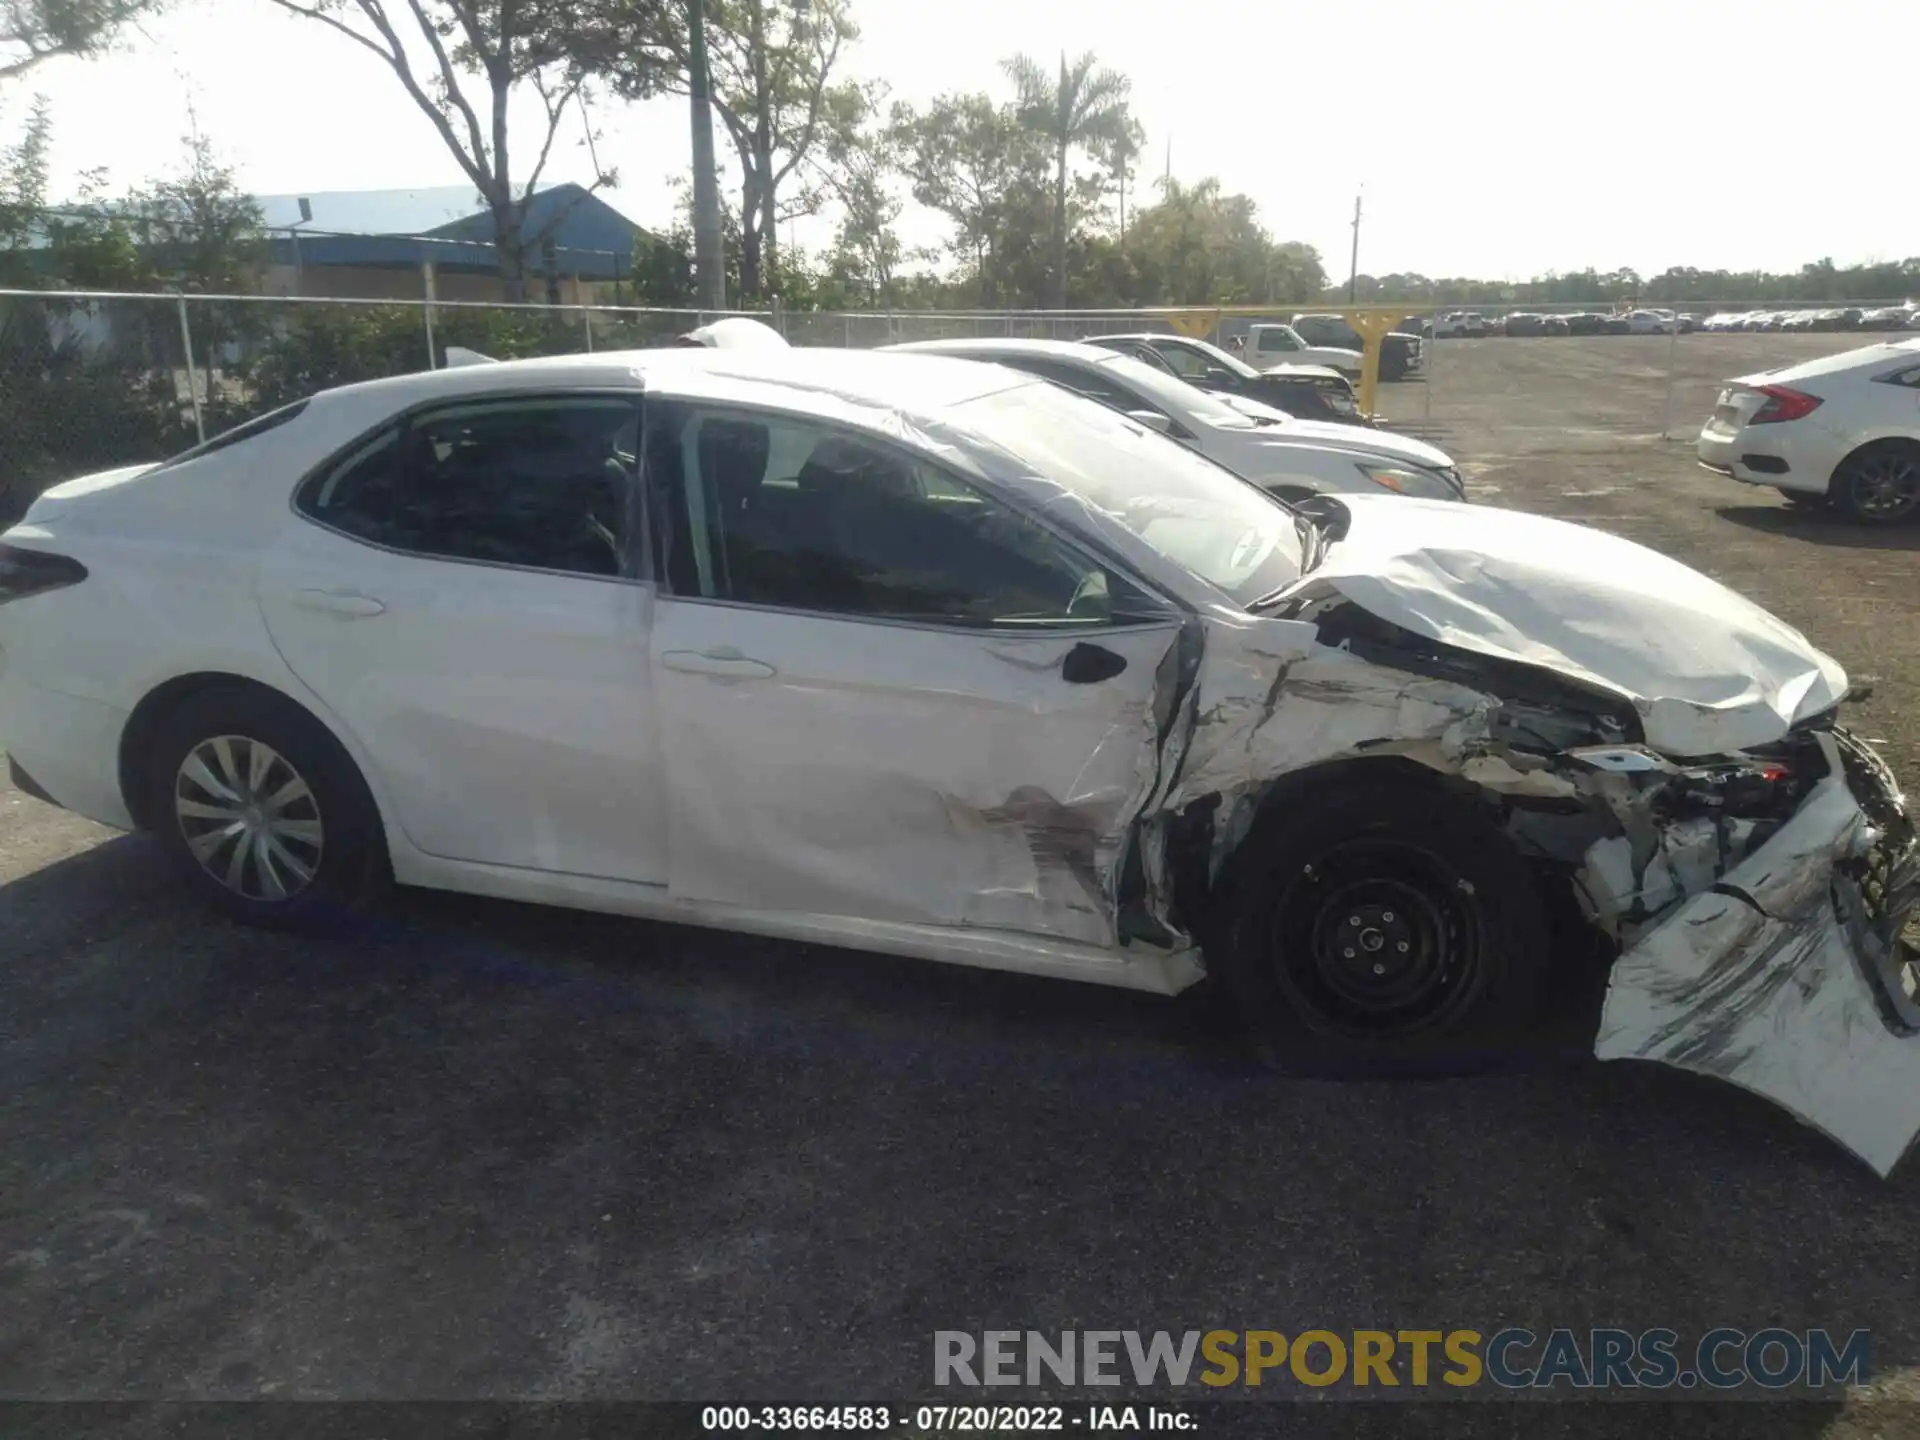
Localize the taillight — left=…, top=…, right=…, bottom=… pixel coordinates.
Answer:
left=1747, top=385, right=1823, bottom=424
left=0, top=543, right=88, bottom=606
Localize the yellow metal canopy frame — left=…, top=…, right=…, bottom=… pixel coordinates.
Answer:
left=1149, top=304, right=1424, bottom=413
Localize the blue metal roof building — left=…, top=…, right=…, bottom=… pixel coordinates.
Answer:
left=259, top=183, right=653, bottom=285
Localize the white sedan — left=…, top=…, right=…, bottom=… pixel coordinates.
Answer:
left=3, top=348, right=1918, bottom=1173
left=1698, top=338, right=1920, bottom=522
left=885, top=338, right=1463, bottom=502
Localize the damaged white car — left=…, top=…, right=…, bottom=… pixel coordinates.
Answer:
left=2, top=349, right=1916, bottom=1174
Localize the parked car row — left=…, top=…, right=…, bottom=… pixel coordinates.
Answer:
left=5, top=326, right=1915, bottom=1176
left=1697, top=307, right=1920, bottom=333
left=1413, top=307, right=1920, bottom=337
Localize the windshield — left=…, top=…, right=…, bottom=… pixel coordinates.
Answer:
left=956, top=378, right=1303, bottom=607
left=1090, top=351, right=1251, bottom=427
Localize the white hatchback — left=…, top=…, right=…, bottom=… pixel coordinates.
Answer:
left=1698, top=338, right=1920, bottom=522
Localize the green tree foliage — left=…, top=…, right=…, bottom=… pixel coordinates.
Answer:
left=3, top=0, right=165, bottom=83
left=261, top=0, right=630, bottom=301
left=1000, top=51, right=1132, bottom=309
left=559, top=0, right=862, bottom=300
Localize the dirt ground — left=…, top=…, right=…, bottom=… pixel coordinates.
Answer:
left=3, top=334, right=1919, bottom=1436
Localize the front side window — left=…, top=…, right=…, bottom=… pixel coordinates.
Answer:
left=645, top=405, right=1161, bottom=629
left=299, top=396, right=638, bottom=578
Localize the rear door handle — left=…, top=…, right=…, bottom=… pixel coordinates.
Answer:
left=292, top=589, right=387, bottom=618
left=662, top=647, right=776, bottom=679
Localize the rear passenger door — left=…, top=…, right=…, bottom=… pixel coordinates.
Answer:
left=257, top=392, right=669, bottom=885
left=642, top=401, right=1185, bottom=948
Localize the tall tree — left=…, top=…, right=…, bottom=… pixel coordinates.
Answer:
left=559, top=0, right=859, bottom=299
left=1000, top=50, right=1132, bottom=309
left=896, top=91, right=1040, bottom=306
left=0, top=93, right=49, bottom=280
left=820, top=98, right=901, bottom=306
left=261, top=0, right=636, bottom=300
left=125, top=121, right=266, bottom=294
left=3, top=0, right=164, bottom=83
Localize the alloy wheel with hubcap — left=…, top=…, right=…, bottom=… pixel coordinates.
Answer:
left=1839, top=446, right=1920, bottom=524
left=174, top=734, right=325, bottom=902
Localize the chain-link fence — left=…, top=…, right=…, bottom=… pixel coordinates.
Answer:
left=5, top=288, right=1914, bottom=521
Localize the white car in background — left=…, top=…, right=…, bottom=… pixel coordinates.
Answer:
left=885, top=338, right=1463, bottom=502
left=1237, top=323, right=1365, bottom=378
left=1625, top=310, right=1676, bottom=335
left=1698, top=338, right=1920, bottom=523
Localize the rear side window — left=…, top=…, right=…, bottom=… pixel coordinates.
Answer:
left=1255, top=329, right=1297, bottom=352
left=297, top=396, right=640, bottom=578
left=152, top=400, right=311, bottom=471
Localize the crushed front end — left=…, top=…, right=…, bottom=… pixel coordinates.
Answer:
left=1593, top=724, right=1920, bottom=1176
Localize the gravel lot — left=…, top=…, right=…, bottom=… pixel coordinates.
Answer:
left=3, top=333, right=1918, bottom=1435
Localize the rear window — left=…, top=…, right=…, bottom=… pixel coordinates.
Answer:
left=153, top=401, right=311, bottom=471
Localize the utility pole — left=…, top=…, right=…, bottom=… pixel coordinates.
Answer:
left=1347, top=186, right=1364, bottom=304
left=688, top=0, right=727, bottom=311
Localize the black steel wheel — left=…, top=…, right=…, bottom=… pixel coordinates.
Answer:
left=1211, top=770, right=1550, bottom=1075
left=1267, top=839, right=1490, bottom=1042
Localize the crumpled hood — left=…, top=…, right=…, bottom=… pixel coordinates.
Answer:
left=1283, top=495, right=1850, bottom=755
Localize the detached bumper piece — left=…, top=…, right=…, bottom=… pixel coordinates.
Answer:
left=1596, top=731, right=1920, bottom=1177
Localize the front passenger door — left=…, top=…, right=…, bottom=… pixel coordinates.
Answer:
left=643, top=404, right=1185, bottom=948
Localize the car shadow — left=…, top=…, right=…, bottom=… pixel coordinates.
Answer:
left=1717, top=503, right=1920, bottom=550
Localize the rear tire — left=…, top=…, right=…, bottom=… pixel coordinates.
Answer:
left=1833, top=440, right=1920, bottom=525
left=1209, top=774, right=1550, bottom=1076
left=141, top=685, right=390, bottom=929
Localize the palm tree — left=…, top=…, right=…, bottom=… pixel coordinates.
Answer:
left=1001, top=51, right=1133, bottom=310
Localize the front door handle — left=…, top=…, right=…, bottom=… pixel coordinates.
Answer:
left=662, top=647, right=777, bottom=679
left=292, top=589, right=387, bottom=618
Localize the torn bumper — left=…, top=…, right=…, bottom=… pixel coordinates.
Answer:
left=1596, top=732, right=1920, bottom=1177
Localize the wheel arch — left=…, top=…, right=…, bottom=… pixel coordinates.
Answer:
left=1168, top=753, right=1490, bottom=935
left=118, top=672, right=364, bottom=832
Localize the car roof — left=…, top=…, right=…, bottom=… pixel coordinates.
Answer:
left=311, top=345, right=1032, bottom=416
left=885, top=336, right=1114, bottom=363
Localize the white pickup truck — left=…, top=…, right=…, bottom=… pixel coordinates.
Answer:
left=1238, top=323, right=1364, bottom=378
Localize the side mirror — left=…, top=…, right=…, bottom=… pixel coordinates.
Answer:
left=1126, top=410, right=1172, bottom=435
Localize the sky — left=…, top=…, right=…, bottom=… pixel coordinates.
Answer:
left=11, top=0, right=1916, bottom=284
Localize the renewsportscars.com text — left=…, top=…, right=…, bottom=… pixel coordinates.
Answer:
left=934, top=1328, right=1871, bottom=1391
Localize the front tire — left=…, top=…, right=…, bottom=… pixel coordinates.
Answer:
left=142, top=685, right=390, bottom=928
left=1209, top=774, right=1550, bottom=1076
